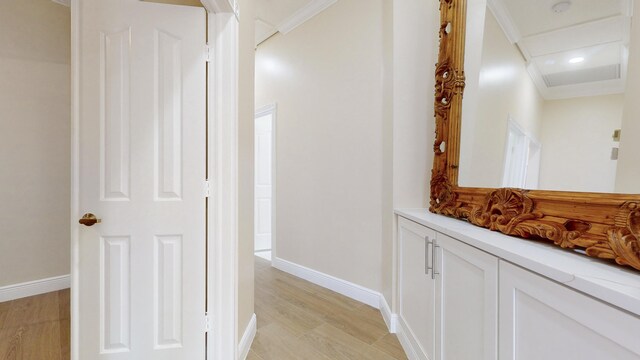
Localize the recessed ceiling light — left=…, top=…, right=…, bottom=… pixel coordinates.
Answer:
left=569, top=57, right=584, bottom=64
left=552, top=1, right=572, bottom=13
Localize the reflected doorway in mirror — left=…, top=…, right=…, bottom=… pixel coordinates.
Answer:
left=502, top=118, right=541, bottom=189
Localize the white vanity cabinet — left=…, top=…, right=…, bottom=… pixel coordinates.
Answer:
left=499, top=261, right=640, bottom=360
left=435, top=233, right=498, bottom=360
left=397, top=218, right=498, bottom=360
left=398, top=217, right=437, bottom=360
left=396, top=211, right=640, bottom=360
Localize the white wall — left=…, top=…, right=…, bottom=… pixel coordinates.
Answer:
left=0, top=0, right=70, bottom=288
left=255, top=0, right=438, bottom=308
left=459, top=0, right=487, bottom=180
left=255, top=0, right=390, bottom=293
left=616, top=16, right=640, bottom=193
left=459, top=9, right=544, bottom=188
left=389, top=0, right=439, bottom=304
left=539, top=95, right=623, bottom=193
left=238, top=0, right=256, bottom=339
left=381, top=0, right=394, bottom=305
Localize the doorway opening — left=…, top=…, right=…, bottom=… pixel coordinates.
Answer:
left=502, top=118, right=542, bottom=189
left=0, top=0, right=71, bottom=358
left=254, top=104, right=276, bottom=262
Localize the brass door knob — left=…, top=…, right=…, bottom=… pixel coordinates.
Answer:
left=79, top=213, right=101, bottom=226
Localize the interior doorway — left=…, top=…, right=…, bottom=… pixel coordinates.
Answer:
left=254, top=104, right=276, bottom=261
left=0, top=0, right=71, bottom=358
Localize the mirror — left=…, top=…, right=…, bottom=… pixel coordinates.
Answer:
left=458, top=0, right=637, bottom=194
left=431, top=0, right=640, bottom=272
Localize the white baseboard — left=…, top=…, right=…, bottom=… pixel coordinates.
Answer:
left=0, top=275, right=70, bottom=302
left=271, top=257, right=399, bottom=335
left=272, top=257, right=381, bottom=309
left=379, top=295, right=398, bottom=333
left=238, top=313, right=257, bottom=360
left=395, top=317, right=421, bottom=360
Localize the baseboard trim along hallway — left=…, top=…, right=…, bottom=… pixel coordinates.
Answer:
left=395, top=317, right=421, bottom=360
left=251, top=256, right=407, bottom=359
left=272, top=256, right=397, bottom=333
left=0, top=275, right=71, bottom=302
left=379, top=294, right=398, bottom=333
left=239, top=313, right=257, bottom=360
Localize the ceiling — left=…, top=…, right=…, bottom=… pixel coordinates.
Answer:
left=488, top=0, right=633, bottom=99
left=255, top=0, right=336, bottom=46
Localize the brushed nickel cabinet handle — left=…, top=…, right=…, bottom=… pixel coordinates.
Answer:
left=425, top=236, right=433, bottom=275
left=432, top=240, right=440, bottom=280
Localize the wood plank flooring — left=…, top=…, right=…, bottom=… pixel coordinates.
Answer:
left=0, top=260, right=407, bottom=360
left=249, top=257, right=408, bottom=360
left=0, top=290, right=70, bottom=360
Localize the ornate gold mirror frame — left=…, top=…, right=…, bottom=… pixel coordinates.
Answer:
left=430, top=0, right=640, bottom=272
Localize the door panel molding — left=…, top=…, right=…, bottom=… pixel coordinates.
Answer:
left=100, top=236, right=131, bottom=353
left=154, top=29, right=184, bottom=201
left=100, top=28, right=132, bottom=201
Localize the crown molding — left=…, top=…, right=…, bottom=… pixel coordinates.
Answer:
left=255, top=17, right=278, bottom=46
left=487, top=0, right=521, bottom=44
left=277, top=0, right=337, bottom=35
left=200, top=0, right=236, bottom=15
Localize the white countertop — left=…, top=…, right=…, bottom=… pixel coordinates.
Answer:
left=396, top=208, right=640, bottom=317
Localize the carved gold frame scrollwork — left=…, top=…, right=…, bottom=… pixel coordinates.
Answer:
left=430, top=0, right=640, bottom=272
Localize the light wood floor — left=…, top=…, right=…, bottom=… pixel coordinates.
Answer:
left=0, top=290, right=70, bottom=360
left=249, top=257, right=408, bottom=360
left=0, top=262, right=406, bottom=360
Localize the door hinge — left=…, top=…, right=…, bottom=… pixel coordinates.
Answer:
left=205, top=312, right=213, bottom=333
left=204, top=180, right=212, bottom=198
left=205, top=43, right=213, bottom=63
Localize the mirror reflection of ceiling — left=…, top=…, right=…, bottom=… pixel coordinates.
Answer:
left=488, top=0, right=633, bottom=99
left=254, top=0, right=336, bottom=46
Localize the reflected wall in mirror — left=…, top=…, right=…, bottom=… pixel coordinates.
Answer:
left=459, top=0, right=639, bottom=193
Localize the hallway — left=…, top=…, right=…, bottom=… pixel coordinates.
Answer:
left=249, top=257, right=407, bottom=360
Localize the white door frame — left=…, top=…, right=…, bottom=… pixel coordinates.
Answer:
left=254, top=104, right=277, bottom=260
left=206, top=9, right=240, bottom=360
left=70, top=2, right=80, bottom=358
left=70, top=1, right=239, bottom=359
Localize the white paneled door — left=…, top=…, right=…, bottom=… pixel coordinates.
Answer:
left=254, top=110, right=274, bottom=253
left=77, top=1, right=206, bottom=359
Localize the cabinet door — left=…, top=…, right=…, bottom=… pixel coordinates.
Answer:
left=398, top=217, right=437, bottom=360
left=435, top=233, right=498, bottom=360
left=499, top=261, right=640, bottom=360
